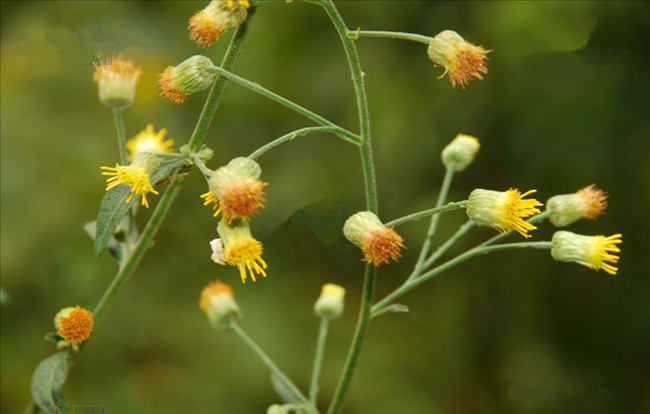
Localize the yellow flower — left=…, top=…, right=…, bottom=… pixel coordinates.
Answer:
left=101, top=152, right=160, bottom=208
left=200, top=280, right=240, bottom=329
left=202, top=157, right=267, bottom=222
left=551, top=231, right=622, bottom=275
left=126, top=124, right=175, bottom=161
left=218, top=221, right=268, bottom=283
left=343, top=211, right=405, bottom=266
left=188, top=0, right=249, bottom=49
left=92, top=55, right=141, bottom=108
left=54, top=306, right=94, bottom=344
left=427, top=30, right=490, bottom=88
left=467, top=188, right=543, bottom=238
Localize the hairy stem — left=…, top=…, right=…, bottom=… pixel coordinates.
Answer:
left=348, top=29, right=432, bottom=45
left=371, top=241, right=553, bottom=315
left=384, top=200, right=468, bottom=227
left=112, top=108, right=128, bottom=165
left=230, top=322, right=314, bottom=410
left=205, top=65, right=361, bottom=145
left=249, top=126, right=349, bottom=159
left=320, top=2, right=378, bottom=413
left=422, top=220, right=475, bottom=269
left=309, top=317, right=331, bottom=405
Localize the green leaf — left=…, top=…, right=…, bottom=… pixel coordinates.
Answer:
left=31, top=352, right=69, bottom=413
left=270, top=373, right=301, bottom=404
left=93, top=186, right=135, bottom=256
left=84, top=220, right=122, bottom=262
left=22, top=402, right=43, bottom=414
left=43, top=332, right=62, bottom=343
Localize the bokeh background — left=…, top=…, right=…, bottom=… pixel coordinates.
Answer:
left=2, top=1, right=649, bottom=413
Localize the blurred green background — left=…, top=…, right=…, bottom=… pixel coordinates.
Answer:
left=2, top=1, right=649, bottom=413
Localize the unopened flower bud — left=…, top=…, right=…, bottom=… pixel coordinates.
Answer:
left=189, top=0, right=250, bottom=49
left=93, top=55, right=141, bottom=109
left=427, top=30, right=490, bottom=88
left=467, top=188, right=542, bottom=238
left=54, top=306, right=94, bottom=344
left=158, top=55, right=217, bottom=104
left=343, top=212, right=405, bottom=266
left=199, top=280, right=240, bottom=329
left=441, top=134, right=480, bottom=171
left=546, top=184, right=608, bottom=227
left=201, top=157, right=267, bottom=222
left=314, top=283, right=345, bottom=319
left=551, top=231, right=622, bottom=275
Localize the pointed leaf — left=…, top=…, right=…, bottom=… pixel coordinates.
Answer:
left=31, top=352, right=69, bottom=413
left=93, top=186, right=135, bottom=256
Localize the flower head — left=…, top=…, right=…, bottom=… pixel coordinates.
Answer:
left=441, top=133, right=480, bottom=171
left=158, top=55, right=217, bottom=104
left=467, top=188, right=542, bottom=238
left=551, top=231, right=622, bottom=275
left=101, top=151, right=160, bottom=208
left=217, top=221, right=267, bottom=283
left=188, top=0, right=249, bottom=49
left=54, top=306, right=94, bottom=344
left=427, top=30, right=490, bottom=88
left=126, top=124, right=175, bottom=161
left=200, top=280, right=240, bottom=329
left=343, top=211, right=405, bottom=266
left=314, top=283, right=345, bottom=319
left=93, top=55, right=141, bottom=108
left=202, top=157, right=267, bottom=222
left=546, top=184, right=608, bottom=227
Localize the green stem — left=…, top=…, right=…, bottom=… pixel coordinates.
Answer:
left=309, top=317, right=331, bottom=405
left=190, top=153, right=213, bottom=178
left=409, top=167, right=455, bottom=280
left=249, top=126, right=350, bottom=160
left=422, top=220, right=475, bottom=269
left=187, top=6, right=257, bottom=151
left=385, top=200, right=467, bottom=228
left=347, top=29, right=432, bottom=45
left=477, top=210, right=551, bottom=247
left=205, top=65, right=361, bottom=145
left=91, top=12, right=255, bottom=324
left=321, top=1, right=378, bottom=412
left=112, top=108, right=127, bottom=165
left=371, top=241, right=553, bottom=316
left=230, top=321, right=314, bottom=410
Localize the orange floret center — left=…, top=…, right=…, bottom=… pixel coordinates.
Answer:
left=199, top=281, right=234, bottom=312
left=495, top=189, right=542, bottom=238
left=158, top=66, right=187, bottom=103
left=57, top=306, right=94, bottom=344
left=93, top=55, right=141, bottom=83
left=189, top=9, right=226, bottom=48
left=361, top=227, right=405, bottom=266
left=220, top=179, right=267, bottom=221
left=576, top=184, right=608, bottom=220
left=225, top=236, right=267, bottom=283
left=448, top=44, right=490, bottom=89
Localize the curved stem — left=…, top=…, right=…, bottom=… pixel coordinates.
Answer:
left=422, top=220, right=475, bottom=269
left=309, top=318, right=331, bottom=405
left=249, top=126, right=349, bottom=160
left=230, top=321, right=314, bottom=411
left=92, top=11, right=256, bottom=325
left=320, top=2, right=378, bottom=413
left=371, top=241, right=552, bottom=316
left=384, top=200, right=467, bottom=227
left=408, top=167, right=455, bottom=280
left=348, top=29, right=432, bottom=45
left=205, top=65, right=361, bottom=145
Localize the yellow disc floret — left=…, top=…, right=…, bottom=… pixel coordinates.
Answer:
left=126, top=124, right=175, bottom=161
left=218, top=221, right=268, bottom=283
left=551, top=231, right=622, bottom=275
left=467, top=188, right=543, bottom=238
left=54, top=306, right=94, bottom=344
left=101, top=152, right=160, bottom=208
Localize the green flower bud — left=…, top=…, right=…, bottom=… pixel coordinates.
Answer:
left=546, top=184, right=608, bottom=227
left=551, top=231, right=622, bottom=275
left=158, top=55, right=217, bottom=103
left=199, top=280, right=240, bottom=329
left=93, top=56, right=141, bottom=109
left=314, top=283, right=345, bottom=319
left=441, top=134, right=480, bottom=171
